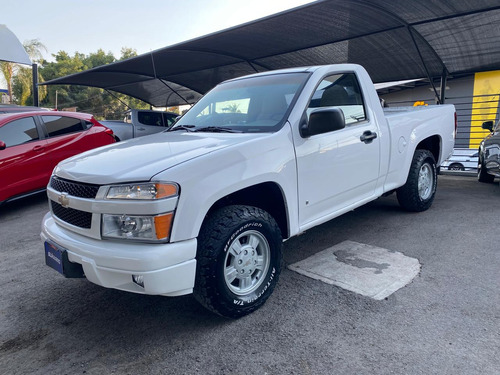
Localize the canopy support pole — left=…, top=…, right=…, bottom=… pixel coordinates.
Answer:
left=248, top=61, right=261, bottom=73
left=32, top=63, right=39, bottom=107
left=105, top=89, right=131, bottom=109
left=159, top=79, right=190, bottom=106
left=440, top=69, right=447, bottom=104
left=407, top=26, right=441, bottom=104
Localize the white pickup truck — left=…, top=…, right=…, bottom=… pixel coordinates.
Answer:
left=100, top=109, right=178, bottom=141
left=41, top=64, right=455, bottom=318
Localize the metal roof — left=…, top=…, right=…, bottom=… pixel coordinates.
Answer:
left=42, top=0, right=500, bottom=107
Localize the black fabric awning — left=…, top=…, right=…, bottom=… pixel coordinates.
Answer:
left=42, top=0, right=500, bottom=107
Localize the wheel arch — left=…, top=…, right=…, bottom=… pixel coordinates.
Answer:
left=396, top=148, right=438, bottom=212
left=202, top=182, right=290, bottom=239
left=415, top=134, right=441, bottom=163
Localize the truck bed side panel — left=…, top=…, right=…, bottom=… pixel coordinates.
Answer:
left=383, top=105, right=455, bottom=192
left=99, top=120, right=134, bottom=141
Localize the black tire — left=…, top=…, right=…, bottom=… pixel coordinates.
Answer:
left=194, top=205, right=282, bottom=318
left=397, top=150, right=437, bottom=212
left=478, top=156, right=494, bottom=183
left=448, top=163, right=464, bottom=171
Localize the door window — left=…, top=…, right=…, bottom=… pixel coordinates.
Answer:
left=308, top=73, right=366, bottom=125
left=163, top=113, right=178, bottom=127
left=42, top=116, right=84, bottom=137
left=138, top=112, right=164, bottom=127
left=0, top=117, right=39, bottom=147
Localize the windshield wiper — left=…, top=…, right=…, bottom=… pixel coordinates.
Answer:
left=169, top=125, right=196, bottom=132
left=194, top=126, right=242, bottom=133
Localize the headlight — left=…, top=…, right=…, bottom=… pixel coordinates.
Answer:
left=106, top=182, right=178, bottom=200
left=102, top=212, right=174, bottom=241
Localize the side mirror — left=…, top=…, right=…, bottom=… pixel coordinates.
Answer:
left=300, top=108, right=345, bottom=138
left=0, top=141, right=5, bottom=150
left=482, top=121, right=494, bottom=132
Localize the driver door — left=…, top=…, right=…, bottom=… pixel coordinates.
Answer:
left=294, top=72, right=381, bottom=228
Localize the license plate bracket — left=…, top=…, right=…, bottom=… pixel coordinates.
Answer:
left=44, top=241, right=85, bottom=278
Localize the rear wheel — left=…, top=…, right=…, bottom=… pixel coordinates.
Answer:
left=478, top=156, right=494, bottom=183
left=194, top=205, right=282, bottom=318
left=397, top=150, right=437, bottom=212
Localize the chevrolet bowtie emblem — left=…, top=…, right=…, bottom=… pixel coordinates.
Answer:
left=58, top=193, right=70, bottom=208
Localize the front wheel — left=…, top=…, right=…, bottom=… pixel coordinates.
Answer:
left=194, top=205, right=282, bottom=318
left=478, top=156, right=494, bottom=183
left=397, top=150, right=437, bottom=212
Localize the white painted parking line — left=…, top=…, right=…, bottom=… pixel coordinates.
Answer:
left=288, top=240, right=420, bottom=300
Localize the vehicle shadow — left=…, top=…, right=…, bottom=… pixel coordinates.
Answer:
left=0, top=191, right=48, bottom=218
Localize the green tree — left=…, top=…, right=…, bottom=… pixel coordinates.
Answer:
left=38, top=51, right=86, bottom=111
left=82, top=49, right=115, bottom=69
left=11, top=39, right=48, bottom=105
left=4, top=39, right=48, bottom=105
left=12, top=68, right=35, bottom=105
left=120, top=47, right=137, bottom=60
left=0, top=61, right=14, bottom=103
left=23, top=39, right=46, bottom=62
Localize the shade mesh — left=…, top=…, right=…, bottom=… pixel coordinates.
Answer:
left=43, top=0, right=500, bottom=106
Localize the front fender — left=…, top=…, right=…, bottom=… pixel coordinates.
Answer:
left=155, top=127, right=299, bottom=242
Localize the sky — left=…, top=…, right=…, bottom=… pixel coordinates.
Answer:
left=2, top=0, right=316, bottom=62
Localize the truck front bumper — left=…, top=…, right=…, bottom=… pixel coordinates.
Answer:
left=41, top=212, right=197, bottom=296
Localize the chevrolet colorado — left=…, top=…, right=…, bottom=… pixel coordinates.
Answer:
left=42, top=64, right=455, bottom=318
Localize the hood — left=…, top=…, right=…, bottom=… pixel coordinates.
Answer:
left=54, top=131, right=266, bottom=184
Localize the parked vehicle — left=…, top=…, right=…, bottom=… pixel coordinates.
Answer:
left=440, top=148, right=478, bottom=171
left=100, top=109, right=178, bottom=141
left=478, top=120, right=500, bottom=182
left=41, top=64, right=455, bottom=318
left=0, top=111, right=116, bottom=204
left=0, top=104, right=51, bottom=113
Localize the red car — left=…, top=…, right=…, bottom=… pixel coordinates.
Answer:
left=0, top=111, right=115, bottom=204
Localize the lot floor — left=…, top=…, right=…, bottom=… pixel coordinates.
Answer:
left=0, top=175, right=498, bottom=375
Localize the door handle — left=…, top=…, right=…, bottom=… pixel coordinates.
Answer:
left=137, top=127, right=145, bottom=131
left=360, top=131, right=377, bottom=144
left=33, top=145, right=44, bottom=152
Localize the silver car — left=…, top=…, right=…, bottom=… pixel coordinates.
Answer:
left=441, top=149, right=478, bottom=171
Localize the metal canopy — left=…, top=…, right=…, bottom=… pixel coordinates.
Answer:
left=0, top=24, right=31, bottom=65
left=42, top=0, right=500, bottom=107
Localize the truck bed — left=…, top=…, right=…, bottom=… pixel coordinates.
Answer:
left=381, top=104, right=456, bottom=192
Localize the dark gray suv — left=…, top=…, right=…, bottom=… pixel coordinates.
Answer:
left=478, top=120, right=500, bottom=183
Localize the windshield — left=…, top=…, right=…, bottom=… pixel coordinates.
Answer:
left=173, top=72, right=309, bottom=133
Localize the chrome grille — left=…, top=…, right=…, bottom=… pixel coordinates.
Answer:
left=50, top=177, right=99, bottom=199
